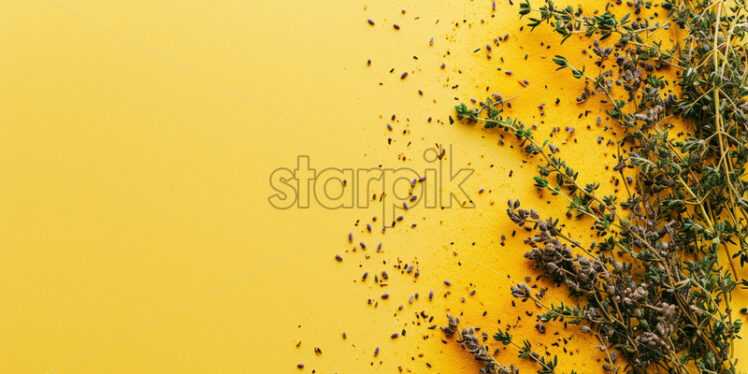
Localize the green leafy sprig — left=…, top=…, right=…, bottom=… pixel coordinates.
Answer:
left=446, top=0, right=747, bottom=372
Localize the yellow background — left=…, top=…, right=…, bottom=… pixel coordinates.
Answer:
left=1, top=0, right=746, bottom=373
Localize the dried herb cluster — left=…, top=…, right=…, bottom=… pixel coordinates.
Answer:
left=449, top=0, right=747, bottom=372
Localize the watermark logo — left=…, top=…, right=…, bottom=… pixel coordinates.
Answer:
left=268, top=146, right=474, bottom=226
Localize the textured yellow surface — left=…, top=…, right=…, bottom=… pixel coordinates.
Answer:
left=1, top=0, right=746, bottom=373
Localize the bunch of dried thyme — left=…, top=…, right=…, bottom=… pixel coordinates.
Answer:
left=448, top=0, right=747, bottom=372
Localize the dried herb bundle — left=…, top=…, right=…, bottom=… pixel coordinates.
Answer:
left=449, top=0, right=747, bottom=372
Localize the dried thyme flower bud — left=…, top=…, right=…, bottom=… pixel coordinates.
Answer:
left=510, top=283, right=531, bottom=299
left=441, top=314, right=459, bottom=337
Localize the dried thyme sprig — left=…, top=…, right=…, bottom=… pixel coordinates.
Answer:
left=442, top=315, right=562, bottom=374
